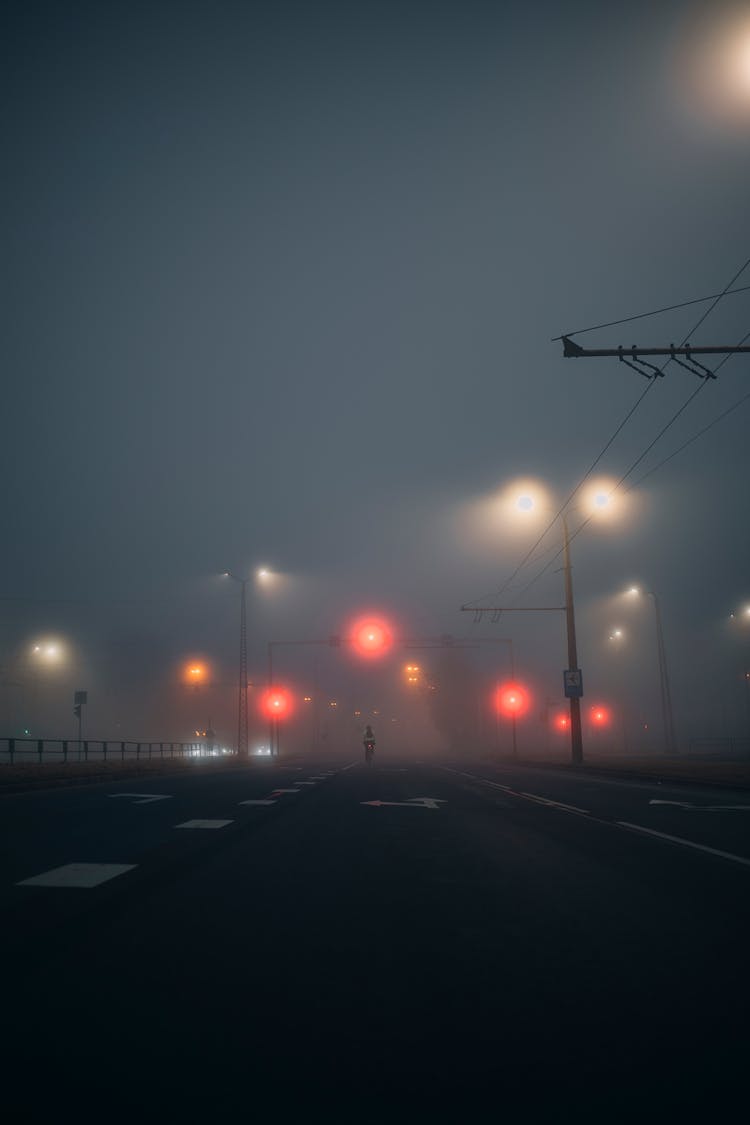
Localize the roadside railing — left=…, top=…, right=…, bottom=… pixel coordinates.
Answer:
left=0, top=738, right=235, bottom=765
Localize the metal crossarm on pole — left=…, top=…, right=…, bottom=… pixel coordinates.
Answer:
left=561, top=337, right=750, bottom=358
left=561, top=336, right=750, bottom=380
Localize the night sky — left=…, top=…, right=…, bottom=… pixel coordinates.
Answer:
left=2, top=0, right=749, bottom=749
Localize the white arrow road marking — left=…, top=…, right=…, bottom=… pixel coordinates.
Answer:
left=361, top=797, right=446, bottom=809
left=108, top=793, right=172, bottom=805
left=17, top=863, right=137, bottom=888
left=649, top=800, right=750, bottom=812
left=239, top=799, right=277, bottom=806
left=175, top=820, right=233, bottom=830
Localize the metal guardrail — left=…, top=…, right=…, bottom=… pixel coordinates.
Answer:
left=0, top=738, right=233, bottom=765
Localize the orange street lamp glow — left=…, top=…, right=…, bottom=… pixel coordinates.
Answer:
left=183, top=661, right=209, bottom=686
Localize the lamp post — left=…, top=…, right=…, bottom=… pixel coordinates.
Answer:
left=628, top=587, right=677, bottom=756
left=224, top=572, right=249, bottom=758
left=462, top=479, right=629, bottom=765
left=561, top=514, right=584, bottom=765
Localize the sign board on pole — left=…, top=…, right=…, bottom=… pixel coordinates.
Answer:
left=563, top=670, right=583, bottom=698
left=74, top=691, right=88, bottom=705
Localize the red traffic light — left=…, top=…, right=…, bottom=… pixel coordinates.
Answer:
left=553, top=711, right=570, bottom=732
left=260, top=686, right=294, bottom=721
left=350, top=615, right=393, bottom=659
left=589, top=704, right=611, bottom=727
left=494, top=681, right=531, bottom=718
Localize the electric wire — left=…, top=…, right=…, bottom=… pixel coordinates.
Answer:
left=629, top=329, right=750, bottom=489
left=552, top=283, right=750, bottom=340
left=517, top=324, right=750, bottom=596
left=465, top=257, right=750, bottom=613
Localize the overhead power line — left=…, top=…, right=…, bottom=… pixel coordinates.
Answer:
left=464, top=257, right=749, bottom=610
left=553, top=282, right=750, bottom=340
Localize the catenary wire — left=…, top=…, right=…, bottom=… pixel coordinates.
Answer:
left=516, top=325, right=750, bottom=596
left=465, top=258, right=750, bottom=611
left=629, top=329, right=750, bottom=489
left=552, top=283, right=750, bottom=340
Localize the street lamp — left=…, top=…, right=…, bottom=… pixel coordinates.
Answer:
left=626, top=586, right=677, bottom=756
left=505, top=478, right=625, bottom=765
left=223, top=572, right=249, bottom=757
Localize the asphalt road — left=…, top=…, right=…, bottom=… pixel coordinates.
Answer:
left=2, top=754, right=749, bottom=1121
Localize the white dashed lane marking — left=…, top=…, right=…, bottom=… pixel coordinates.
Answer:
left=239, top=799, right=277, bottom=806
left=17, top=863, right=137, bottom=888
left=175, top=820, right=233, bottom=830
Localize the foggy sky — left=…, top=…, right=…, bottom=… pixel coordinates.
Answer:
left=2, top=0, right=749, bottom=748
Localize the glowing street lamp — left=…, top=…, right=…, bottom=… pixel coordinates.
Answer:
left=223, top=565, right=277, bottom=757
left=505, top=477, right=626, bottom=765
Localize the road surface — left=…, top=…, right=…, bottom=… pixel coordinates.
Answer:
left=2, top=754, right=748, bottom=1120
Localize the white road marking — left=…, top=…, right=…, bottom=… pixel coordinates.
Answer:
left=361, top=797, right=446, bottom=810
left=175, top=820, right=233, bottom=830
left=520, top=792, right=589, bottom=815
left=649, top=800, right=750, bottom=812
left=108, top=793, right=172, bottom=805
left=239, top=799, right=277, bottom=806
left=617, top=822, right=750, bottom=867
left=269, top=789, right=301, bottom=795
left=294, top=781, right=317, bottom=786
left=17, top=863, right=137, bottom=888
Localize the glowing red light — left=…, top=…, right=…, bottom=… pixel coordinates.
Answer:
left=553, top=712, right=569, bottom=732
left=260, top=686, right=294, bottom=721
left=590, top=705, right=611, bottom=727
left=494, top=682, right=531, bottom=718
left=350, top=615, right=393, bottom=659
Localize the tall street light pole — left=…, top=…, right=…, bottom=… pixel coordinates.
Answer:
left=224, top=572, right=248, bottom=758
left=628, top=587, right=677, bottom=756
left=562, top=514, right=584, bottom=765
left=649, top=590, right=677, bottom=756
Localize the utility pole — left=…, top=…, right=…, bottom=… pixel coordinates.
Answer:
left=561, top=515, right=583, bottom=765
left=224, top=573, right=249, bottom=758
left=650, top=591, right=677, bottom=756
left=460, top=520, right=584, bottom=764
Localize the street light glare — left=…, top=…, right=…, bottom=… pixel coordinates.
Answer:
left=673, top=6, right=750, bottom=129
left=29, top=637, right=67, bottom=665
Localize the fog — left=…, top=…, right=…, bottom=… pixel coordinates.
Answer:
left=2, top=1, right=749, bottom=754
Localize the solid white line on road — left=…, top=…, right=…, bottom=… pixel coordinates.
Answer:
left=239, top=799, right=277, bottom=806
left=617, top=822, right=750, bottom=867
left=361, top=797, right=446, bottom=809
left=17, top=863, right=137, bottom=888
left=108, top=793, right=172, bottom=805
left=649, top=800, right=750, bottom=812
left=175, top=820, right=233, bottom=830
left=520, top=792, right=589, bottom=815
